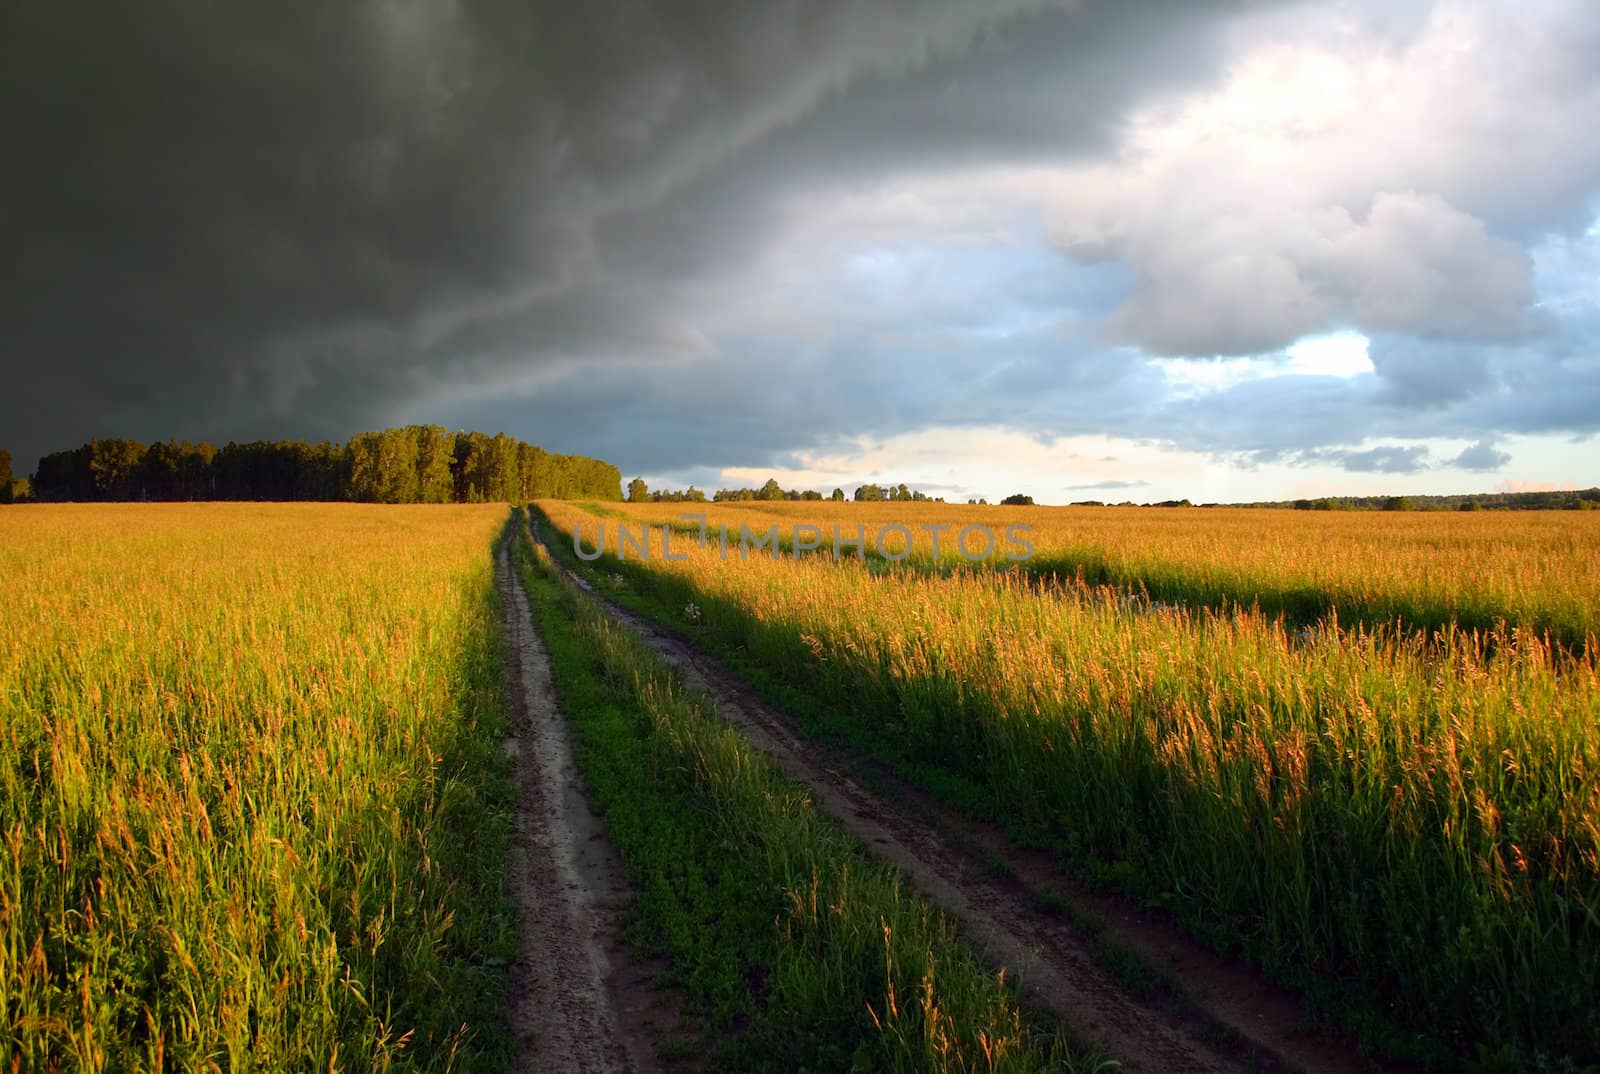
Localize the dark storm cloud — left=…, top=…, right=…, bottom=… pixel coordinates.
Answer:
left=0, top=0, right=1286, bottom=470
left=6, top=0, right=1596, bottom=484
left=437, top=318, right=1160, bottom=475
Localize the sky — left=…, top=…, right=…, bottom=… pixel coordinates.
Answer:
left=3, top=0, right=1597, bottom=503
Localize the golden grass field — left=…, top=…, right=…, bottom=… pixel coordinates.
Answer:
left=538, top=497, right=1600, bottom=1066
left=7, top=496, right=1598, bottom=1069
left=0, top=503, right=513, bottom=1070
left=567, top=500, right=1600, bottom=646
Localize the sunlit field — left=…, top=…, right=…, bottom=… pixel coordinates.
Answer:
left=573, top=500, right=1600, bottom=649
left=0, top=503, right=513, bottom=1070
left=538, top=498, right=1600, bottom=1067
left=8, top=496, right=1595, bottom=1068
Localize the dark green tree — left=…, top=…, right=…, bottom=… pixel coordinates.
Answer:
left=484, top=434, right=521, bottom=502
left=452, top=432, right=490, bottom=502
left=88, top=439, right=148, bottom=500
left=517, top=441, right=547, bottom=500
left=413, top=425, right=455, bottom=503
left=628, top=477, right=649, bottom=503
left=142, top=440, right=185, bottom=499
left=348, top=428, right=419, bottom=503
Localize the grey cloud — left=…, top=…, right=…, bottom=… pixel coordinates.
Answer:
left=1248, top=443, right=1435, bottom=474
left=1150, top=373, right=1389, bottom=460
left=1122, top=278, right=1600, bottom=467
left=436, top=315, right=1164, bottom=475
left=1323, top=445, right=1433, bottom=474
left=1064, top=479, right=1150, bottom=490
left=1075, top=193, right=1536, bottom=359
left=1367, top=335, right=1496, bottom=407
left=1452, top=440, right=1512, bottom=471
left=444, top=281, right=1600, bottom=483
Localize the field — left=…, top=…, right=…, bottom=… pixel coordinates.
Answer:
left=1, top=502, right=1111, bottom=1073
left=570, top=500, right=1600, bottom=649
left=7, top=498, right=1597, bottom=1071
left=537, top=498, right=1600, bottom=1069
left=0, top=504, right=515, bottom=1070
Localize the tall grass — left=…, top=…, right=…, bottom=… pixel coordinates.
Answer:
left=580, top=500, right=1600, bottom=648
left=0, top=503, right=515, bottom=1070
left=539, top=499, right=1600, bottom=1069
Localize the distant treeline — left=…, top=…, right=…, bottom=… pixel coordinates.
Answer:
left=628, top=477, right=944, bottom=503
left=1060, top=490, right=1600, bottom=510
left=1067, top=498, right=1195, bottom=508
left=1248, top=489, right=1600, bottom=511
left=12, top=427, right=621, bottom=504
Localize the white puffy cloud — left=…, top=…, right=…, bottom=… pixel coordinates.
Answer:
left=1044, top=0, right=1600, bottom=357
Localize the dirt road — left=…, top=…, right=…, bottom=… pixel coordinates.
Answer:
left=496, top=537, right=667, bottom=1074
left=533, top=520, right=1408, bottom=1074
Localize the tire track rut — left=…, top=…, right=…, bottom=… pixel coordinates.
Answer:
left=497, top=535, right=667, bottom=1074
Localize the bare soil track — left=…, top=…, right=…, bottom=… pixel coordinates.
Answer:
left=533, top=520, right=1414, bottom=1074
left=496, top=538, right=672, bottom=1074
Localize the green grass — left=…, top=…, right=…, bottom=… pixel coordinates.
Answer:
left=510, top=511, right=1106, bottom=1074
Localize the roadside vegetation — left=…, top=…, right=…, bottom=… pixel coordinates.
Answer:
left=0, top=503, right=515, bottom=1070
left=510, top=510, right=1103, bottom=1073
left=537, top=498, right=1600, bottom=1070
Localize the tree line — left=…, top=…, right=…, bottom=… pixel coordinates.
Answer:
left=1256, top=489, right=1600, bottom=511
left=9, top=427, right=621, bottom=503
left=626, top=477, right=946, bottom=504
